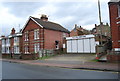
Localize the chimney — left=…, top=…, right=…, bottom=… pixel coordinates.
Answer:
left=75, top=24, right=78, bottom=29
left=11, top=28, right=15, bottom=35
left=40, top=14, right=48, bottom=21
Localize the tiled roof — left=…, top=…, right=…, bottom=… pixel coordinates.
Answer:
left=31, top=17, right=70, bottom=33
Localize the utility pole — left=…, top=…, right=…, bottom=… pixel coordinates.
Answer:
left=98, top=0, right=103, bottom=45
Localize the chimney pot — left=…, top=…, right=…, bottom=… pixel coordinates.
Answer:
left=40, top=14, right=48, bottom=21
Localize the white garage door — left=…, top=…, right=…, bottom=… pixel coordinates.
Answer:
left=90, top=38, right=96, bottom=53
left=78, top=39, right=83, bottom=53
left=67, top=40, right=72, bottom=53
left=71, top=40, right=77, bottom=53
left=84, top=39, right=90, bottom=53
left=67, top=38, right=96, bottom=53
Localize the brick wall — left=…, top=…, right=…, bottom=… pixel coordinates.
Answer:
left=109, top=3, right=120, bottom=48
left=107, top=55, right=120, bottom=62
left=21, top=53, right=39, bottom=60
left=70, top=30, right=78, bottom=37
left=22, top=19, right=69, bottom=53
left=44, top=29, right=69, bottom=50
left=22, top=19, right=44, bottom=53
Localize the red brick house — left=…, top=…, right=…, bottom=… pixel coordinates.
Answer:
left=21, top=15, right=70, bottom=59
left=1, top=28, right=22, bottom=58
left=70, top=24, right=90, bottom=37
left=108, top=0, right=120, bottom=51
left=107, top=0, right=120, bottom=62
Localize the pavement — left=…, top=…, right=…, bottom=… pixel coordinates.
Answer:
left=1, top=54, right=120, bottom=72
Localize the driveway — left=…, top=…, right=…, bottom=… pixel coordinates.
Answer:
left=42, top=54, right=96, bottom=64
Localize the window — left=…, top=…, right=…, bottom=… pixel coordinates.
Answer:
left=14, top=37, right=19, bottom=43
left=2, top=39, right=5, bottom=45
left=24, top=31, right=29, bottom=41
left=25, top=46, right=29, bottom=54
left=14, top=46, right=19, bottom=54
left=2, top=47, right=5, bottom=53
left=34, top=29, right=39, bottom=40
left=34, top=43, right=40, bottom=53
left=6, top=39, right=10, bottom=45
left=2, top=39, right=6, bottom=53
left=6, top=47, right=10, bottom=53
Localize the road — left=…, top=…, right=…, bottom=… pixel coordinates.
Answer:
left=2, top=61, right=118, bottom=79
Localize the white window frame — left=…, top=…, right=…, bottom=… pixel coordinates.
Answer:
left=24, top=31, right=29, bottom=41
left=14, top=37, right=19, bottom=43
left=6, top=39, right=10, bottom=45
left=34, top=29, right=39, bottom=40
left=2, top=39, right=5, bottom=46
left=2, top=47, right=5, bottom=53
left=34, top=43, right=40, bottom=53
left=14, top=46, right=19, bottom=54
left=6, top=47, right=10, bottom=53
left=25, top=46, right=29, bottom=54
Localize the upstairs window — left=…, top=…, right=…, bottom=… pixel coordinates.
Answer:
left=14, top=37, right=19, bottom=43
left=34, top=29, right=39, bottom=40
left=24, top=31, right=29, bottom=41
left=6, top=39, right=10, bottom=45
left=2, top=39, right=5, bottom=45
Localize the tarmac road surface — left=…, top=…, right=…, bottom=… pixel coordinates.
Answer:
left=2, top=61, right=118, bottom=79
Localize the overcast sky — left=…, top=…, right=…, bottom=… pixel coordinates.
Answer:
left=0, top=0, right=110, bottom=36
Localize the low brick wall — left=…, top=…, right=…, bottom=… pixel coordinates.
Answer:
left=2, top=54, right=11, bottom=58
left=107, top=55, right=120, bottom=62
left=21, top=53, right=39, bottom=60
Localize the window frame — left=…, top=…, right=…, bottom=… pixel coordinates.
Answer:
left=34, top=29, right=39, bottom=40
left=24, top=31, right=29, bottom=41
left=24, top=46, right=29, bottom=54
left=34, top=43, right=40, bottom=53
